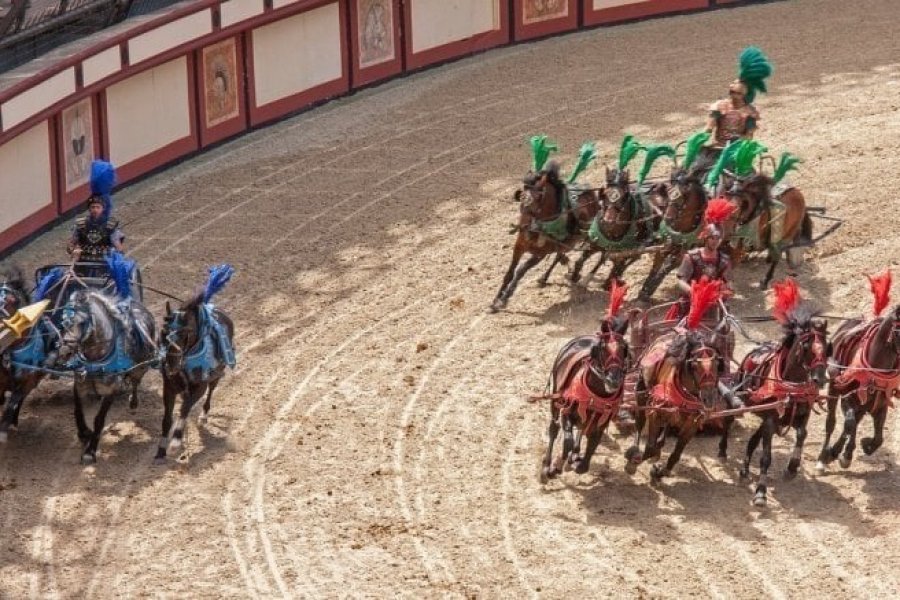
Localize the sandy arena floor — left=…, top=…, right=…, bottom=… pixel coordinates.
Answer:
left=2, top=0, right=900, bottom=597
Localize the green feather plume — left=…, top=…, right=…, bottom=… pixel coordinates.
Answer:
left=705, top=141, right=741, bottom=188
left=567, top=142, right=598, bottom=184
left=738, top=46, right=773, bottom=103
left=732, top=139, right=768, bottom=176
left=773, top=152, right=802, bottom=184
left=618, top=134, right=645, bottom=171
left=682, top=130, right=711, bottom=170
left=529, top=135, right=558, bottom=171
left=637, top=144, right=676, bottom=185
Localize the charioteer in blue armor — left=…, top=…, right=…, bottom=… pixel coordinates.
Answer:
left=66, top=160, right=125, bottom=276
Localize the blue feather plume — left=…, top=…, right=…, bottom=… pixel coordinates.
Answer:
left=104, top=251, right=134, bottom=299
left=90, top=160, right=117, bottom=222
left=34, top=268, right=65, bottom=302
left=203, top=264, right=235, bottom=303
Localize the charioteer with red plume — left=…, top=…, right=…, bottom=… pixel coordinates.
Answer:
left=668, top=197, right=737, bottom=320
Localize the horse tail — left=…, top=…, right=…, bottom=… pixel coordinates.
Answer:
left=800, top=209, right=813, bottom=243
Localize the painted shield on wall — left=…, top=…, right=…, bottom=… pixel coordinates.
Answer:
left=62, top=98, right=94, bottom=192
left=202, top=39, right=240, bottom=128
left=358, top=0, right=395, bottom=69
left=523, top=0, right=569, bottom=24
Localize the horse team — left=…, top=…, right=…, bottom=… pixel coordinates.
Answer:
left=0, top=255, right=235, bottom=464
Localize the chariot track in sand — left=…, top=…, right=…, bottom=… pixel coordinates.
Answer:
left=2, top=0, right=900, bottom=597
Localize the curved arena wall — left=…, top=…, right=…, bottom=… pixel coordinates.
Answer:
left=0, top=0, right=763, bottom=254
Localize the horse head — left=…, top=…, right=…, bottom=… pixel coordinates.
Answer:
left=56, top=290, right=116, bottom=363
left=0, top=266, right=29, bottom=318
left=726, top=172, right=772, bottom=224
left=603, top=166, right=631, bottom=213
left=663, top=167, right=707, bottom=224
left=161, top=299, right=201, bottom=373
left=591, top=317, right=630, bottom=391
left=516, top=161, right=565, bottom=223
left=671, top=331, right=723, bottom=408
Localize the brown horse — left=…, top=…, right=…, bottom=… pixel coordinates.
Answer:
left=735, top=310, right=828, bottom=506
left=816, top=304, right=900, bottom=473
left=539, top=315, right=630, bottom=481
left=623, top=327, right=727, bottom=482
left=724, top=173, right=812, bottom=289
left=490, top=162, right=599, bottom=311
left=568, top=168, right=652, bottom=288
left=637, top=167, right=709, bottom=302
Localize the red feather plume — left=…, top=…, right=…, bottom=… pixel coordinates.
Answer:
left=868, top=269, right=892, bottom=317
left=704, top=197, right=738, bottom=226
left=771, top=278, right=801, bottom=324
left=686, top=276, right=722, bottom=330
left=606, top=279, right=628, bottom=319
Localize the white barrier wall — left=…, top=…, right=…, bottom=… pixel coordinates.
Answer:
left=251, top=3, right=343, bottom=108
left=410, top=0, right=500, bottom=53
left=0, top=122, right=52, bottom=232
left=105, top=57, right=192, bottom=168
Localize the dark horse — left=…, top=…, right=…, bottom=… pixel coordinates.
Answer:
left=539, top=313, right=629, bottom=481
left=816, top=300, right=900, bottom=473
left=490, top=161, right=599, bottom=311
left=53, top=287, right=157, bottom=463
left=156, top=265, right=235, bottom=462
left=0, top=267, right=60, bottom=442
left=637, top=167, right=709, bottom=302
left=724, top=173, right=812, bottom=289
left=624, top=325, right=728, bottom=482
left=735, top=305, right=828, bottom=506
left=569, top=167, right=653, bottom=288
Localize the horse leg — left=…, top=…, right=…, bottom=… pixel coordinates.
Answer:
left=785, top=407, right=810, bottom=479
left=83, top=394, right=116, bottom=464
left=491, top=240, right=526, bottom=311
left=861, top=398, right=889, bottom=456
left=559, top=415, right=575, bottom=472
left=570, top=422, right=585, bottom=466
left=652, top=419, right=699, bottom=481
left=540, top=404, right=562, bottom=482
left=602, top=257, right=637, bottom=291
left=574, top=417, right=607, bottom=474
left=537, top=254, right=562, bottom=287
left=170, top=383, right=206, bottom=455
left=760, top=245, right=780, bottom=289
left=828, top=396, right=859, bottom=468
left=72, top=384, right=92, bottom=443
left=129, top=377, right=140, bottom=410
left=199, top=379, right=219, bottom=424
left=740, top=419, right=764, bottom=481
left=496, top=254, right=544, bottom=311
left=638, top=251, right=676, bottom=303
left=0, top=388, right=24, bottom=442
left=569, top=247, right=595, bottom=284
left=717, top=416, right=735, bottom=463
left=624, top=382, right=647, bottom=474
left=815, top=388, right=839, bottom=472
left=155, top=379, right=178, bottom=463
left=753, top=415, right=777, bottom=506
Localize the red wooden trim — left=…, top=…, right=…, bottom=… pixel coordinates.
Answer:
left=59, top=94, right=103, bottom=212
left=0, top=204, right=58, bottom=253
left=102, top=56, right=200, bottom=185
left=197, top=35, right=249, bottom=148
left=246, top=1, right=350, bottom=127
left=349, top=0, right=403, bottom=88
left=403, top=0, right=510, bottom=71
left=513, top=0, right=579, bottom=42
left=583, top=0, right=708, bottom=26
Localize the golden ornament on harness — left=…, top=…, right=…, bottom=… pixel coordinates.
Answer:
left=0, top=300, right=50, bottom=352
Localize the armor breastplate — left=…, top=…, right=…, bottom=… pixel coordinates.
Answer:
left=689, top=251, right=727, bottom=282
left=77, top=220, right=113, bottom=260
left=713, top=101, right=757, bottom=147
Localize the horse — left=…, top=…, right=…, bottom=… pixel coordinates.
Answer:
left=0, top=267, right=60, bottom=442
left=539, top=315, right=629, bottom=481
left=724, top=173, right=812, bottom=289
left=155, top=272, right=235, bottom=462
left=490, top=161, right=599, bottom=311
left=816, top=304, right=900, bottom=473
left=623, top=326, right=728, bottom=482
left=53, top=287, right=157, bottom=463
left=734, top=309, right=828, bottom=506
left=568, top=168, right=652, bottom=288
left=637, top=167, right=709, bottom=302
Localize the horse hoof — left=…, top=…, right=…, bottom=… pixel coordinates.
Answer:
left=739, top=469, right=750, bottom=482
left=839, top=456, right=851, bottom=469
left=536, top=279, right=548, bottom=288
left=170, top=437, right=183, bottom=451
left=574, top=461, right=589, bottom=475
left=753, top=494, right=767, bottom=508
left=624, top=461, right=637, bottom=475
left=153, top=456, right=167, bottom=466
left=0, top=431, right=7, bottom=444
left=198, top=413, right=209, bottom=425
left=783, top=468, right=798, bottom=481
left=861, top=438, right=877, bottom=455
left=81, top=453, right=96, bottom=465
left=717, top=455, right=727, bottom=465
left=814, top=461, right=827, bottom=475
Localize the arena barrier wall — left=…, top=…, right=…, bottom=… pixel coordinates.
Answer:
left=0, top=0, right=768, bottom=255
